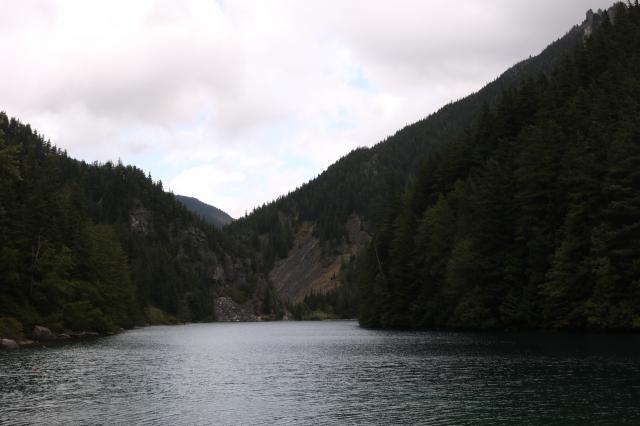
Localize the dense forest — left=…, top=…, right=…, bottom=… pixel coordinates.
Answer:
left=227, top=10, right=587, bottom=254
left=224, top=7, right=597, bottom=319
left=175, top=195, right=233, bottom=229
left=0, top=117, right=274, bottom=337
left=2, top=3, right=637, bottom=336
left=356, top=3, right=640, bottom=330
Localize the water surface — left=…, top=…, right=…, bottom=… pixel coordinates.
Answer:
left=1, top=321, right=640, bottom=425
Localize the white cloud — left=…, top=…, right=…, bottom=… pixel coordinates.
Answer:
left=0, top=0, right=615, bottom=217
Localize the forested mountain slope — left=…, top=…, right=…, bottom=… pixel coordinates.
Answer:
left=226, top=6, right=603, bottom=310
left=356, top=3, right=640, bottom=330
left=176, top=195, right=233, bottom=229
left=0, top=118, right=277, bottom=335
left=1, top=4, right=631, bottom=334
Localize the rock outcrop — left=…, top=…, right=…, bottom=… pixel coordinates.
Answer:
left=269, top=215, right=370, bottom=303
left=129, top=199, right=150, bottom=234
left=31, top=325, right=55, bottom=341
left=0, top=338, right=19, bottom=350
left=214, top=297, right=258, bottom=322
left=582, top=6, right=620, bottom=41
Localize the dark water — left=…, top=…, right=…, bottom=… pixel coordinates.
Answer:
left=1, top=321, right=640, bottom=425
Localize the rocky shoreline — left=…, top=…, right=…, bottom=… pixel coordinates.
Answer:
left=0, top=325, right=114, bottom=350
left=1, top=297, right=299, bottom=350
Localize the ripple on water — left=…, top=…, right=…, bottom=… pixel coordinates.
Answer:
left=1, top=321, right=640, bottom=425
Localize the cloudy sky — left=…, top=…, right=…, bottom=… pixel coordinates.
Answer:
left=0, top=0, right=614, bottom=217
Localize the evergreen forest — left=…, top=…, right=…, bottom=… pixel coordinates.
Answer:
left=355, top=3, right=640, bottom=330
left=0, top=116, right=267, bottom=335
left=2, top=2, right=639, bottom=336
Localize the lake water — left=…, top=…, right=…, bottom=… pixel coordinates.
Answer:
left=1, top=321, right=640, bottom=425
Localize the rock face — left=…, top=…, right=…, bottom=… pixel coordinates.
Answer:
left=583, top=9, right=596, bottom=39
left=214, top=297, right=257, bottom=322
left=0, top=338, right=19, bottom=349
left=269, top=215, right=370, bottom=303
left=32, top=325, right=55, bottom=341
left=129, top=199, right=150, bottom=234
left=582, top=6, right=620, bottom=40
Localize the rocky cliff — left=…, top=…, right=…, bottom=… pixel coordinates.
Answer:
left=269, top=215, right=369, bottom=303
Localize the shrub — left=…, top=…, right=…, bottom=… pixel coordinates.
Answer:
left=63, top=301, right=114, bottom=333
left=0, top=317, right=24, bottom=340
left=145, top=305, right=178, bottom=325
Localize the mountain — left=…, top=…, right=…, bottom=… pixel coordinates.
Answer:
left=355, top=3, right=640, bottom=331
left=175, top=195, right=233, bottom=229
left=1, top=3, right=634, bottom=335
left=0, top=119, right=279, bottom=337
left=225, top=5, right=607, bottom=315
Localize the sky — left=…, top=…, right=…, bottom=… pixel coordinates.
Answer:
left=0, top=0, right=615, bottom=218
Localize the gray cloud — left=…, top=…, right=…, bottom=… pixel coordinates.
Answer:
left=0, top=0, right=615, bottom=216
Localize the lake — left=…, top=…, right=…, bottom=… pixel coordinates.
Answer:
left=1, top=321, right=640, bottom=425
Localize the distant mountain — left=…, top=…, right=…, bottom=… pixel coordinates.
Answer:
left=176, top=195, right=233, bottom=229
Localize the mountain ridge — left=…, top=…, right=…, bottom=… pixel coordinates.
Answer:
left=175, top=194, right=233, bottom=229
left=1, top=3, right=632, bottom=337
left=356, top=2, right=640, bottom=330
left=226, top=5, right=608, bottom=309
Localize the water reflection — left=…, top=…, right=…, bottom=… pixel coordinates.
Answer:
left=1, top=321, right=640, bottom=425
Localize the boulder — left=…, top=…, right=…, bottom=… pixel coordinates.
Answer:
left=0, top=338, right=19, bottom=350
left=32, top=325, right=56, bottom=341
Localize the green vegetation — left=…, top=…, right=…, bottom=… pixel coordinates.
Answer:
left=175, top=195, right=233, bottom=229
left=223, top=5, right=592, bottom=321
left=0, top=116, right=264, bottom=333
left=0, top=317, right=24, bottom=340
left=227, top=13, right=585, bottom=267
left=356, top=3, right=640, bottom=331
left=2, top=3, right=637, bottom=334
left=289, top=257, right=359, bottom=320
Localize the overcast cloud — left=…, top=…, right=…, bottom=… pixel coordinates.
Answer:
left=0, top=0, right=615, bottom=217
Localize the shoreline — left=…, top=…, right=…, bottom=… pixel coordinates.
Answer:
left=0, top=327, right=121, bottom=350
left=5, top=318, right=639, bottom=350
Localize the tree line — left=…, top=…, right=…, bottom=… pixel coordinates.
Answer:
left=0, top=115, right=266, bottom=335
